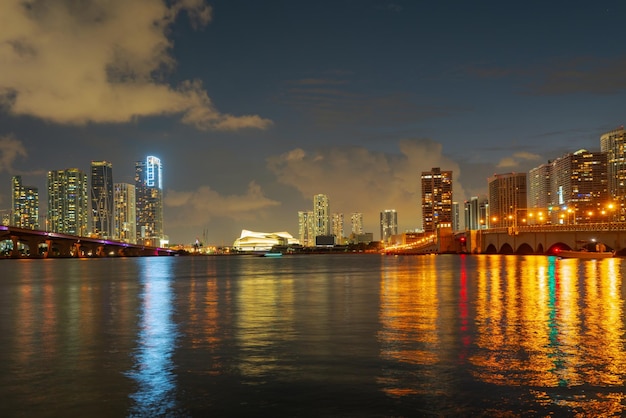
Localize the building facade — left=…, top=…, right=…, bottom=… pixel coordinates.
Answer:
left=350, top=212, right=363, bottom=235
left=114, top=183, right=136, bottom=243
left=549, top=149, right=608, bottom=223
left=421, top=167, right=453, bottom=232
left=600, top=126, right=626, bottom=220
left=135, top=156, right=164, bottom=246
left=91, top=161, right=114, bottom=238
left=47, top=168, right=88, bottom=235
left=380, top=209, right=398, bottom=242
left=464, top=196, right=489, bottom=230
left=313, top=194, right=330, bottom=237
left=528, top=163, right=552, bottom=209
left=11, top=175, right=39, bottom=230
left=488, top=172, right=527, bottom=228
left=332, top=212, right=344, bottom=243
left=298, top=210, right=315, bottom=247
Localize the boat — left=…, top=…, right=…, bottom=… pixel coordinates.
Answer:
left=261, top=252, right=282, bottom=257
left=555, top=249, right=615, bottom=259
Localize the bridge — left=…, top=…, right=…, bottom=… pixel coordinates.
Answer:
left=0, top=225, right=176, bottom=258
left=383, top=223, right=626, bottom=256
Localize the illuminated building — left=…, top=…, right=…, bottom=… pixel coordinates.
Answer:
left=332, top=212, right=344, bottom=243
left=298, top=211, right=315, bottom=247
left=528, top=163, right=551, bottom=209
left=600, top=126, right=626, bottom=220
left=11, top=175, right=39, bottom=230
left=464, top=196, right=488, bottom=230
left=421, top=167, right=453, bottom=232
left=488, top=172, right=527, bottom=228
left=47, top=168, right=88, bottom=236
left=350, top=212, right=363, bottom=235
left=313, top=194, right=330, bottom=237
left=233, top=229, right=299, bottom=252
left=135, top=156, right=164, bottom=246
left=549, top=149, right=608, bottom=223
left=452, top=201, right=460, bottom=231
left=90, top=161, right=114, bottom=238
left=114, top=183, right=136, bottom=243
left=380, top=209, right=397, bottom=242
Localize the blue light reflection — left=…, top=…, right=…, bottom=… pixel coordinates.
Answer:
left=127, top=258, right=180, bottom=416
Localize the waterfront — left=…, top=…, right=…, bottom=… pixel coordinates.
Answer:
left=1, top=254, right=625, bottom=416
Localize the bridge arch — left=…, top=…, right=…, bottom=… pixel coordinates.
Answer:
left=515, top=243, right=534, bottom=255
left=485, top=244, right=498, bottom=254
left=500, top=243, right=514, bottom=254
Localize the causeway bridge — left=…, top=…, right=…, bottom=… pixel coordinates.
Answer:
left=0, top=225, right=176, bottom=258
left=384, top=223, right=626, bottom=256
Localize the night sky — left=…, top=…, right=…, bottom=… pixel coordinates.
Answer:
left=1, top=0, right=625, bottom=245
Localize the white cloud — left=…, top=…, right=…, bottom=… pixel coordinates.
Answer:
left=267, top=139, right=466, bottom=232
left=0, top=134, right=27, bottom=173
left=165, top=181, right=281, bottom=229
left=496, top=151, right=542, bottom=168
left=0, top=0, right=272, bottom=131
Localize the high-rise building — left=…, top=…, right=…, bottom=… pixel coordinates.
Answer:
left=47, top=168, right=88, bottom=235
left=528, top=163, right=551, bottom=209
left=313, top=194, right=330, bottom=237
left=332, top=212, right=344, bottom=242
left=298, top=210, right=315, bottom=247
left=91, top=161, right=114, bottom=238
left=421, top=167, right=453, bottom=232
left=11, top=176, right=39, bottom=230
left=464, top=196, right=488, bottom=230
left=350, top=212, right=363, bottom=235
left=114, top=183, right=136, bottom=243
left=452, top=201, right=460, bottom=231
left=600, top=126, right=626, bottom=220
left=380, top=209, right=397, bottom=242
left=488, top=172, right=527, bottom=228
left=135, top=156, right=164, bottom=246
left=549, top=149, right=608, bottom=223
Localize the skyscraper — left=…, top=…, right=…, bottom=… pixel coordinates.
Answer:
left=421, top=167, right=453, bottom=232
left=114, top=183, right=136, bottom=243
left=488, top=172, right=527, bottom=228
left=11, top=175, right=39, bottom=230
left=313, top=194, right=330, bottom=237
left=91, top=161, right=114, bottom=238
left=464, top=196, right=488, bottom=230
left=298, top=210, right=315, bottom=247
left=47, top=168, right=88, bottom=236
left=600, top=126, right=626, bottom=220
left=528, top=163, right=551, bottom=209
left=380, top=209, right=397, bottom=242
left=332, top=212, right=344, bottom=243
left=549, top=149, right=608, bottom=223
left=350, top=212, right=364, bottom=235
left=135, top=156, right=164, bottom=246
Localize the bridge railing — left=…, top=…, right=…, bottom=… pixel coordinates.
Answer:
left=482, top=222, right=626, bottom=234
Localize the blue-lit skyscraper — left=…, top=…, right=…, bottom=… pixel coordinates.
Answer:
left=135, top=156, right=164, bottom=246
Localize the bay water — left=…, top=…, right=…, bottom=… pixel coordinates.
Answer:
left=1, top=254, right=625, bottom=417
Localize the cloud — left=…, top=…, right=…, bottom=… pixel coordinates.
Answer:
left=282, top=77, right=466, bottom=128
left=467, top=56, right=626, bottom=95
left=165, top=181, right=281, bottom=229
left=0, top=0, right=272, bottom=131
left=0, top=134, right=27, bottom=173
left=496, top=151, right=542, bottom=168
left=267, top=138, right=467, bottom=232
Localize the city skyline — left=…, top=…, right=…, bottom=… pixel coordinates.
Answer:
left=1, top=1, right=626, bottom=244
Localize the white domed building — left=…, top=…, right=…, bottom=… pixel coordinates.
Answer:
left=233, top=230, right=300, bottom=252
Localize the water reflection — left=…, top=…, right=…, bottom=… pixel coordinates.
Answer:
left=127, top=258, right=179, bottom=416
left=378, top=256, right=440, bottom=397
left=378, top=255, right=626, bottom=415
